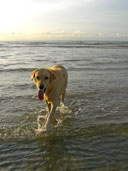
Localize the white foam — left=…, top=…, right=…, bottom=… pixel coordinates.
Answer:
left=54, top=118, right=63, bottom=128
left=39, top=107, right=47, bottom=113
left=35, top=115, right=46, bottom=133
left=57, top=104, right=72, bottom=114
left=35, top=127, right=46, bottom=134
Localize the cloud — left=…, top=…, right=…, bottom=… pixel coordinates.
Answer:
left=0, top=31, right=128, bottom=41
left=73, top=31, right=88, bottom=35
left=107, top=33, right=128, bottom=38
left=0, top=31, right=87, bottom=40
left=97, top=32, right=105, bottom=37
left=110, top=33, right=122, bottom=38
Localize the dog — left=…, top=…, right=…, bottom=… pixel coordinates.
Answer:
left=31, top=65, right=68, bottom=130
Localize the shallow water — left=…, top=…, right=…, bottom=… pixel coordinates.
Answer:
left=0, top=41, right=128, bottom=170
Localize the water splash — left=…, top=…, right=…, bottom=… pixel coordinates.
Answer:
left=35, top=115, right=46, bottom=133
left=35, top=104, right=72, bottom=133
left=56, top=104, right=72, bottom=114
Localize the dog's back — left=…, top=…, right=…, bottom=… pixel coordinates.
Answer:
left=49, top=65, right=68, bottom=88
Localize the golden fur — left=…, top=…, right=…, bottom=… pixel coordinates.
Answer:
left=31, top=65, right=68, bottom=130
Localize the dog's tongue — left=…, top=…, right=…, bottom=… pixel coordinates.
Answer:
left=38, top=90, right=44, bottom=101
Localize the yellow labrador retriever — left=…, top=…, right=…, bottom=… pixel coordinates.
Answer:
left=31, top=65, right=68, bottom=130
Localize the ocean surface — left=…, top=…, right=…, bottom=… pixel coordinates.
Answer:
left=0, top=40, right=128, bottom=170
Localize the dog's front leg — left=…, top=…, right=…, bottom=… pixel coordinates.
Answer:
left=45, top=103, right=56, bottom=130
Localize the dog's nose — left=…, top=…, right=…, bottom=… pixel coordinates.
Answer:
left=39, top=85, right=44, bottom=90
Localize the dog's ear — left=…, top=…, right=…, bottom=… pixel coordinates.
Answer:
left=49, top=70, right=56, bottom=82
left=31, top=69, right=38, bottom=80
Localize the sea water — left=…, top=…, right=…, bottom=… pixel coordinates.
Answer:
left=0, top=40, right=128, bottom=170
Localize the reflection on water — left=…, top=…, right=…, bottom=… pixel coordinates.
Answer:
left=0, top=124, right=128, bottom=170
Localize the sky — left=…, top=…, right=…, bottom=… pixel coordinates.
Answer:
left=0, top=0, right=128, bottom=41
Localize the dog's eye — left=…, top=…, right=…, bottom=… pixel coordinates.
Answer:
left=45, top=76, right=49, bottom=80
left=36, top=76, right=40, bottom=80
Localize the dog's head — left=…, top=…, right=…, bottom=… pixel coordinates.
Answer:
left=31, top=68, right=56, bottom=92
